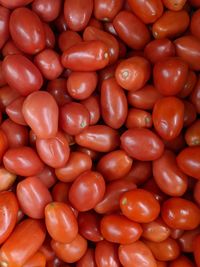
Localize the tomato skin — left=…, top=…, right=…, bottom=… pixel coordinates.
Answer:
left=179, top=71, right=197, bottom=99
left=95, top=240, right=121, bottom=267
left=22, top=91, right=58, bottom=139
left=0, top=0, right=33, bottom=9
left=185, top=120, right=200, bottom=146
left=17, top=176, right=52, bottom=219
left=9, top=7, right=45, bottom=54
left=125, top=161, right=152, bottom=185
left=75, top=125, right=120, bottom=152
left=113, top=11, right=150, bottom=50
left=0, top=129, right=8, bottom=162
left=77, top=248, right=96, bottom=267
left=177, top=146, right=200, bottom=180
left=6, top=97, right=26, bottom=126
left=43, top=23, right=55, bottom=49
left=120, top=189, right=160, bottom=223
left=162, top=0, right=187, bottom=10
left=169, top=255, right=195, bottom=267
left=175, top=35, right=200, bottom=71
left=153, top=97, right=184, bottom=141
left=0, top=192, right=19, bottom=245
left=0, top=167, right=16, bottom=192
left=121, top=128, right=164, bottom=161
left=0, top=219, right=46, bottom=267
left=153, top=58, right=188, bottom=96
left=126, top=108, right=152, bottom=129
left=100, top=214, right=142, bottom=244
left=3, top=146, right=44, bottom=176
left=62, top=41, right=109, bottom=71
left=194, top=181, right=200, bottom=206
left=183, top=100, right=197, bottom=127
left=0, top=6, right=10, bottom=50
left=51, top=234, right=87, bottom=264
left=152, top=10, right=189, bottom=39
left=153, top=150, right=188, bottom=196
left=143, top=238, right=180, bottom=261
left=2, top=55, right=43, bottom=96
left=128, top=0, right=163, bottom=23
left=23, top=251, right=46, bottom=267
left=69, top=171, right=105, bottom=211
left=193, top=234, right=200, bottom=267
left=45, top=202, right=78, bottom=243
left=101, top=78, right=128, bottom=129
left=52, top=182, right=70, bottom=204
left=94, top=0, right=123, bottom=21
left=81, top=95, right=100, bottom=125
left=0, top=61, right=6, bottom=87
left=115, top=56, right=150, bottom=91
left=178, top=227, right=200, bottom=252
left=191, top=9, right=200, bottom=40
left=58, top=31, right=82, bottom=52
left=2, top=40, right=23, bottom=57
left=161, top=198, right=200, bottom=230
left=118, top=241, right=157, bottom=267
left=190, top=75, right=200, bottom=113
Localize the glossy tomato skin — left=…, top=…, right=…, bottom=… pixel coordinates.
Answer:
left=193, top=234, right=200, bottom=267
left=0, top=192, right=19, bottom=245
left=61, top=41, right=109, bottom=71
left=95, top=240, right=121, bottom=267
left=75, top=125, right=120, bottom=152
left=0, top=219, right=46, bottom=267
left=94, top=0, right=123, bottom=21
left=128, top=0, right=163, bottom=23
left=101, top=78, right=128, bottom=129
left=45, top=202, right=78, bottom=243
left=17, top=176, right=52, bottom=219
left=3, top=146, right=44, bottom=176
left=121, top=128, right=164, bottom=161
left=185, top=119, right=200, bottom=146
left=23, top=251, right=46, bottom=267
left=0, top=167, right=16, bottom=192
left=36, top=165, right=56, bottom=189
left=169, top=255, right=195, bottom=267
left=69, top=171, right=105, bottom=211
left=179, top=71, right=197, bottom=99
left=0, top=0, right=33, bottom=9
left=22, top=91, right=59, bottom=139
left=0, top=6, right=10, bottom=50
left=190, top=75, right=200, bottom=113
left=100, top=214, right=142, bottom=244
left=125, top=161, right=152, bottom=185
left=0, top=129, right=8, bottom=162
left=6, top=97, right=26, bottom=125
left=52, top=182, right=70, bottom=204
left=0, top=85, right=20, bottom=112
left=113, top=11, right=150, bottom=50
left=2, top=55, right=43, bottom=96
left=153, top=58, right=188, bottom=96
left=153, top=150, right=188, bottom=196
left=162, top=0, right=187, bottom=10
left=177, top=146, right=200, bottom=179
left=76, top=248, right=96, bottom=267
left=120, top=189, right=160, bottom=223
left=58, top=30, right=82, bottom=52
left=178, top=227, right=200, bottom=252
left=126, top=108, right=152, bottom=128
left=161, top=197, right=200, bottom=230
left=81, top=95, right=100, bottom=125
left=183, top=100, right=197, bottom=127
left=191, top=9, right=200, bottom=40
left=51, top=234, right=87, bottom=263
left=118, top=241, right=157, bottom=267
left=9, top=7, right=45, bottom=54
left=153, top=97, right=184, bottom=141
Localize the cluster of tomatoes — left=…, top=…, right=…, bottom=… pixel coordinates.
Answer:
left=0, top=0, right=200, bottom=266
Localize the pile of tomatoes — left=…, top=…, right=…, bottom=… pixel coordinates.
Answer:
left=0, top=0, right=200, bottom=266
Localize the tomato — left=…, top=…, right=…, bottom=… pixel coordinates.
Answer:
left=23, top=251, right=46, bottom=267
left=113, top=11, right=150, bottom=50
left=51, top=234, right=87, bottom=263
left=175, top=35, right=200, bottom=71
left=170, top=229, right=184, bottom=240
left=2, top=55, right=43, bottom=96
left=55, top=151, right=92, bottom=183
left=191, top=9, right=200, bottom=40
left=156, top=261, right=168, bottom=267
left=52, top=182, right=70, bottom=203
left=76, top=248, right=96, bottom=267
left=177, top=146, right=200, bottom=179
left=120, top=189, right=160, bottom=223
left=121, top=128, right=164, bottom=161
left=45, top=202, right=78, bottom=243
left=95, top=240, right=121, bottom=267
left=22, top=91, right=58, bottom=139
left=69, top=171, right=105, bottom=211
left=61, top=41, right=109, bottom=71
left=115, top=56, right=150, bottom=91
left=78, top=211, right=102, bottom=242
left=183, top=100, right=197, bottom=127
left=9, top=7, right=45, bottom=54
left=0, top=62, right=6, bottom=87
left=178, top=227, right=200, bottom=252
left=81, top=95, right=100, bottom=125
left=54, top=12, right=68, bottom=32
left=144, top=39, right=175, bottom=64
left=0, top=129, right=8, bottom=162
left=58, top=31, right=82, bottom=52
left=190, top=75, right=200, bottom=113
left=0, top=167, right=16, bottom=192
left=169, top=255, right=195, bottom=267
left=34, top=49, right=63, bottom=80
left=83, top=26, right=119, bottom=65
left=153, top=97, right=184, bottom=141
left=194, top=181, right=200, bottom=206
left=100, top=214, right=142, bottom=244
left=6, top=97, right=26, bottom=126
left=128, top=0, right=163, bottom=23
left=67, top=71, right=97, bottom=100
left=153, top=58, right=188, bottom=96
left=162, top=0, right=187, bottom=10
left=153, top=150, right=188, bottom=196
left=185, top=119, right=200, bottom=146
left=94, top=0, right=123, bottom=21
left=118, top=241, right=157, bottom=267
left=125, top=161, right=152, bottom=185
left=161, top=197, right=200, bottom=230
left=43, top=22, right=55, bottom=49
left=193, top=234, right=200, bottom=267
left=75, top=125, right=120, bottom=152
left=0, top=0, right=33, bottom=9
left=152, top=10, right=189, bottom=39
left=32, top=0, right=61, bottom=22
left=0, top=219, right=46, bottom=267
left=39, top=236, right=55, bottom=262
left=17, top=176, right=52, bottom=219
left=0, top=6, right=10, bottom=50
left=143, top=238, right=180, bottom=261
left=2, top=40, right=23, bottom=57
left=101, top=77, right=128, bottom=128
left=126, top=108, right=152, bottom=129
left=3, top=146, right=44, bottom=176
left=142, top=178, right=167, bottom=203
left=0, top=86, right=20, bottom=112
left=179, top=71, right=197, bottom=99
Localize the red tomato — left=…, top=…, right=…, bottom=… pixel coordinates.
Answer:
left=69, top=171, right=105, bottom=211
left=126, top=108, right=152, bottom=128
left=185, top=119, right=200, bottom=146
left=0, top=129, right=8, bottom=162
left=23, top=251, right=46, bottom=267
left=6, top=97, right=26, bottom=126
left=169, top=255, right=195, bottom=267
left=0, top=6, right=10, bottom=50
left=142, top=178, right=167, bottom=203
left=162, top=0, right=187, bottom=10
left=81, top=95, right=100, bottom=125
left=94, top=0, right=123, bottom=21
left=0, top=219, right=46, bottom=267
left=161, top=197, right=200, bottom=230
left=0, top=167, right=16, bottom=192
left=22, top=91, right=58, bottom=139
left=194, top=181, right=200, bottom=206
left=43, top=22, right=55, bottom=48
left=120, top=189, right=160, bottom=223
left=193, top=234, right=200, bottom=266
left=125, top=161, right=152, bottom=185
left=179, top=71, right=197, bottom=99
left=76, top=248, right=96, bottom=267
left=9, top=7, right=45, bottom=54
left=2, top=39, right=23, bottom=57
left=36, top=165, right=57, bottom=189
left=0, top=86, right=20, bottom=112
left=0, top=61, right=6, bottom=87
left=17, top=176, right=52, bottom=219
left=191, top=9, right=200, bottom=40
left=190, top=75, right=200, bottom=113
left=58, top=30, right=82, bottom=52
left=0, top=0, right=33, bottom=9
left=178, top=227, right=200, bottom=252
left=52, top=182, right=70, bottom=203
left=183, top=100, right=197, bottom=127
